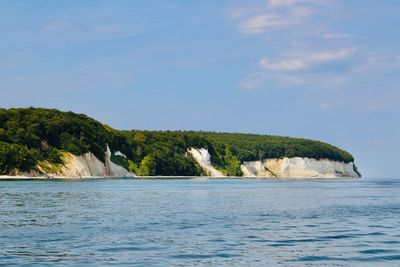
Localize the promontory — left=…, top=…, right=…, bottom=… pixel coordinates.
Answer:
left=0, top=108, right=361, bottom=179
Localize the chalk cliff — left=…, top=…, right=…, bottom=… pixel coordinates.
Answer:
left=189, top=147, right=359, bottom=178
left=241, top=157, right=359, bottom=178
left=8, top=148, right=359, bottom=179
left=187, top=148, right=225, bottom=177
left=23, top=145, right=135, bottom=178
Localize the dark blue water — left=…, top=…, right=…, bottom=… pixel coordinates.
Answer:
left=1, top=178, right=399, bottom=266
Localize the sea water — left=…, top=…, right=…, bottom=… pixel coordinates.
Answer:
left=0, top=178, right=399, bottom=266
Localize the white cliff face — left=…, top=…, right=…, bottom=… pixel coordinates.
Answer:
left=28, top=144, right=135, bottom=178
left=188, top=148, right=358, bottom=178
left=241, top=157, right=359, bottom=178
left=105, top=145, right=134, bottom=177
left=6, top=145, right=358, bottom=179
left=241, top=161, right=274, bottom=177
left=60, top=152, right=105, bottom=177
left=187, top=148, right=225, bottom=177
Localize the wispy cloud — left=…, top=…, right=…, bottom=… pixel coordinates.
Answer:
left=258, top=47, right=356, bottom=71
left=240, top=14, right=288, bottom=33
left=232, top=0, right=321, bottom=35
left=232, top=0, right=362, bottom=92
left=259, top=58, right=306, bottom=70
left=239, top=6, right=314, bottom=34
left=241, top=46, right=357, bottom=90
left=241, top=71, right=307, bottom=90
left=242, top=48, right=400, bottom=113
left=305, top=47, right=357, bottom=62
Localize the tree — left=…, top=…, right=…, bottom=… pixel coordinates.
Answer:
left=223, top=147, right=242, bottom=176
left=138, top=155, right=156, bottom=176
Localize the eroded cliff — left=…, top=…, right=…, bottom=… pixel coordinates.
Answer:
left=241, top=157, right=359, bottom=178
left=21, top=145, right=135, bottom=178
left=187, top=148, right=225, bottom=177
left=190, top=148, right=360, bottom=178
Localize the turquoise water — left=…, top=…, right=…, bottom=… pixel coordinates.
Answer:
left=1, top=178, right=399, bottom=266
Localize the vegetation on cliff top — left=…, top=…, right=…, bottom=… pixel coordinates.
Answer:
left=0, top=108, right=355, bottom=176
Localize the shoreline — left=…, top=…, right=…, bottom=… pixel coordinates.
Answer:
left=0, top=175, right=359, bottom=180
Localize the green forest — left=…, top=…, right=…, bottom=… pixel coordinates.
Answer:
left=0, top=108, right=356, bottom=176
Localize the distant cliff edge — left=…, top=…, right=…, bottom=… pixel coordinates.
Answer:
left=0, top=108, right=361, bottom=178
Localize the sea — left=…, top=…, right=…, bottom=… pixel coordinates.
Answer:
left=0, top=178, right=399, bottom=266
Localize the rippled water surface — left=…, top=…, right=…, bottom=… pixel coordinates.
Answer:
left=1, top=178, right=400, bottom=266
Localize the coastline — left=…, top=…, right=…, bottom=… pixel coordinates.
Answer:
left=0, top=175, right=359, bottom=180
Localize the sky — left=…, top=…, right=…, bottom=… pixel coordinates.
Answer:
left=0, top=0, right=399, bottom=177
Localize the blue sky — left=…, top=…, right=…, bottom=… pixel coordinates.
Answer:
left=1, top=0, right=399, bottom=177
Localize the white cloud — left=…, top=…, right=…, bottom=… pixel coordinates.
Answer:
left=239, top=6, right=314, bottom=34
left=306, top=47, right=357, bottom=62
left=240, top=71, right=306, bottom=90
left=259, top=57, right=306, bottom=70
left=241, top=49, right=400, bottom=113
left=239, top=47, right=358, bottom=89
left=256, top=47, right=355, bottom=73
left=233, top=2, right=400, bottom=115
left=240, top=14, right=288, bottom=33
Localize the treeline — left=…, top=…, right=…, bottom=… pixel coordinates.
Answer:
left=0, top=108, right=355, bottom=176
left=121, top=130, right=354, bottom=176
left=119, top=130, right=241, bottom=176
left=0, top=108, right=130, bottom=174
left=192, top=132, right=354, bottom=163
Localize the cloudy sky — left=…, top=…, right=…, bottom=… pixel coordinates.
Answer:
left=1, top=0, right=399, bottom=177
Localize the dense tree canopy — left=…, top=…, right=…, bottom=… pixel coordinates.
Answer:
left=0, top=108, right=355, bottom=176
left=0, top=108, right=131, bottom=174
left=122, top=130, right=354, bottom=176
